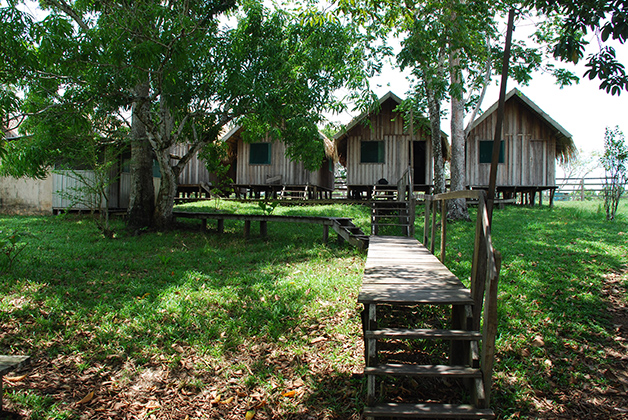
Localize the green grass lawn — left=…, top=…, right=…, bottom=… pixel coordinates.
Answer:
left=0, top=199, right=626, bottom=419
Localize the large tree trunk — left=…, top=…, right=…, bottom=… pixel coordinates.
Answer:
left=448, top=49, right=470, bottom=221
left=127, top=82, right=155, bottom=229
left=153, top=148, right=178, bottom=229
left=426, top=85, right=445, bottom=195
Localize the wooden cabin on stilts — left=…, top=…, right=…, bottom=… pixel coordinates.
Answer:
left=334, top=91, right=449, bottom=201
left=466, top=88, right=576, bottom=206
left=223, top=126, right=335, bottom=200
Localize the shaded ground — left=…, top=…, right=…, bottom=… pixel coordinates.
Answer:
left=2, top=306, right=366, bottom=420
left=4, top=269, right=627, bottom=419
left=518, top=267, right=628, bottom=419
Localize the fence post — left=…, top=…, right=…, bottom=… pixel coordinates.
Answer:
left=580, top=178, right=585, bottom=201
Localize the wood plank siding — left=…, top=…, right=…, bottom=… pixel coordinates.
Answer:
left=467, top=89, right=574, bottom=188
left=226, top=126, right=334, bottom=189
left=170, top=144, right=219, bottom=186
left=335, top=92, right=439, bottom=189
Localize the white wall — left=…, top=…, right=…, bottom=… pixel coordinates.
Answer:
left=0, top=175, right=53, bottom=214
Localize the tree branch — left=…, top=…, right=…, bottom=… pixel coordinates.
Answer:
left=464, top=34, right=492, bottom=138
left=43, top=0, right=91, bottom=32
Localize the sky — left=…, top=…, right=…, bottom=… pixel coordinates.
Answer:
left=10, top=1, right=628, bottom=157
left=347, top=21, right=628, bottom=157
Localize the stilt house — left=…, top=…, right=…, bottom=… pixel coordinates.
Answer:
left=334, top=91, right=449, bottom=199
left=466, top=88, right=576, bottom=205
left=223, top=125, right=335, bottom=199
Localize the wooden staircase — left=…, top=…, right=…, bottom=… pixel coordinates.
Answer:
left=371, top=201, right=414, bottom=237
left=372, top=184, right=399, bottom=200
left=280, top=185, right=308, bottom=200
left=360, top=191, right=501, bottom=419
left=331, top=218, right=369, bottom=250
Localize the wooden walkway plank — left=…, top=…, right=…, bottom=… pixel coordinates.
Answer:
left=359, top=236, right=472, bottom=305
left=363, top=403, right=495, bottom=419
left=365, top=364, right=481, bottom=377
left=359, top=235, right=494, bottom=419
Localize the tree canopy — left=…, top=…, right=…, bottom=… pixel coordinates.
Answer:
left=0, top=0, right=374, bottom=227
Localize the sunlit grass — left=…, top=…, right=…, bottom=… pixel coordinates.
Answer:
left=0, top=199, right=626, bottom=418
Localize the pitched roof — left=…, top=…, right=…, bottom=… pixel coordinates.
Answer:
left=220, top=124, right=335, bottom=160
left=333, top=91, right=451, bottom=159
left=470, top=88, right=576, bottom=163
left=333, top=91, right=403, bottom=141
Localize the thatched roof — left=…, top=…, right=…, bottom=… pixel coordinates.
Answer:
left=470, top=88, right=577, bottom=164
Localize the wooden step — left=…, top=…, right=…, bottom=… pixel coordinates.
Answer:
left=372, top=204, right=408, bottom=208
left=365, top=328, right=482, bottom=341
left=0, top=355, right=30, bottom=376
left=365, top=364, right=481, bottom=378
left=363, top=403, right=495, bottom=419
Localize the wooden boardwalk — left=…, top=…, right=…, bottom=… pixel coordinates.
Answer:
left=358, top=235, right=495, bottom=419
left=360, top=236, right=473, bottom=306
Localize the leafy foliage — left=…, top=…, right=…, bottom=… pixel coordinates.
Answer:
left=0, top=0, right=374, bottom=227
left=0, top=229, right=30, bottom=273
left=601, top=126, right=628, bottom=220
left=530, top=0, right=628, bottom=95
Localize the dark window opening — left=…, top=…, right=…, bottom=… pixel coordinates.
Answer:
left=361, top=141, right=385, bottom=163
left=249, top=143, right=271, bottom=165
left=479, top=140, right=505, bottom=164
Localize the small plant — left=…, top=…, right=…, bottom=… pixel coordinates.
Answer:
left=158, top=254, right=173, bottom=267
left=0, top=230, right=30, bottom=272
left=258, top=199, right=278, bottom=215
left=601, top=126, right=628, bottom=220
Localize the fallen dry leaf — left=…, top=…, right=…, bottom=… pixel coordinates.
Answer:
left=245, top=410, right=255, bottom=420
left=77, top=391, right=94, bottom=404
left=4, top=374, right=27, bottom=382
left=145, top=400, right=160, bottom=410
left=531, top=335, right=545, bottom=347
left=220, top=396, right=234, bottom=404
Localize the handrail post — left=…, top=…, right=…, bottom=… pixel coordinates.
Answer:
left=423, top=196, right=432, bottom=247
left=471, top=191, right=488, bottom=330
left=430, top=199, right=437, bottom=254
left=440, top=199, right=446, bottom=263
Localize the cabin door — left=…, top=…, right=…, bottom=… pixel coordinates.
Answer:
left=529, top=140, right=545, bottom=185
left=412, top=141, right=427, bottom=185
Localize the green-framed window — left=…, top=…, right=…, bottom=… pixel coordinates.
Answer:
left=361, top=141, right=385, bottom=163
left=249, top=142, right=271, bottom=165
left=479, top=140, right=505, bottom=164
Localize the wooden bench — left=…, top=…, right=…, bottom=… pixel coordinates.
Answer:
left=173, top=211, right=372, bottom=246
left=1, top=355, right=30, bottom=411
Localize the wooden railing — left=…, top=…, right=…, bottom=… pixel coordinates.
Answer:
left=556, top=177, right=607, bottom=200
left=398, top=166, right=416, bottom=235
left=423, top=190, right=502, bottom=405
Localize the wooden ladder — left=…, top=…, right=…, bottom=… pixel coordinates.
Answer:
left=280, top=185, right=308, bottom=200
left=371, top=201, right=414, bottom=236
left=360, top=191, right=501, bottom=419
